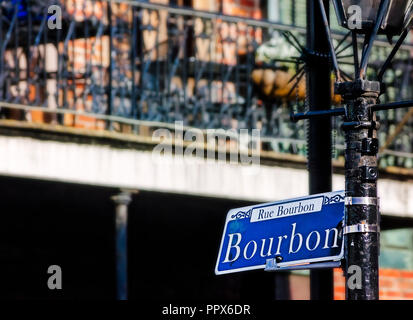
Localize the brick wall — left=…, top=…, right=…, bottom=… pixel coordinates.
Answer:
left=192, top=0, right=219, bottom=11
left=191, top=0, right=261, bottom=17
left=334, top=268, right=413, bottom=300
left=222, top=0, right=262, bottom=18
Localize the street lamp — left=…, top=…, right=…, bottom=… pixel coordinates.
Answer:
left=291, top=0, right=413, bottom=300
left=332, top=0, right=413, bottom=36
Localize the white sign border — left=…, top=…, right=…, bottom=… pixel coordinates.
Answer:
left=215, top=191, right=345, bottom=275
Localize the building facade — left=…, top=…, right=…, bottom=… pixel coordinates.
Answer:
left=0, top=0, right=413, bottom=300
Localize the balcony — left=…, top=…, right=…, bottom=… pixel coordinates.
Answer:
left=0, top=0, right=413, bottom=171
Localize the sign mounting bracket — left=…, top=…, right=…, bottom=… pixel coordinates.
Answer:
left=265, top=259, right=343, bottom=272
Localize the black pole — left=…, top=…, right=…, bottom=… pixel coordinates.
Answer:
left=337, top=79, right=380, bottom=300
left=333, top=0, right=388, bottom=299
left=295, top=0, right=409, bottom=301
left=306, top=0, right=334, bottom=300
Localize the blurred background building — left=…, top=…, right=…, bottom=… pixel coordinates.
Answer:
left=0, top=0, right=413, bottom=300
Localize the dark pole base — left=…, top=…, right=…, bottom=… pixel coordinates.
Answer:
left=112, top=191, right=132, bottom=300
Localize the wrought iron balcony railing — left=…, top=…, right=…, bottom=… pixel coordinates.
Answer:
left=1, top=0, right=413, bottom=170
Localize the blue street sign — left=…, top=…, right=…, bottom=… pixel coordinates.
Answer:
left=215, top=191, right=345, bottom=275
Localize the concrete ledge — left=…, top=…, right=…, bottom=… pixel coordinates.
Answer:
left=0, top=121, right=412, bottom=217
left=1, top=120, right=413, bottom=177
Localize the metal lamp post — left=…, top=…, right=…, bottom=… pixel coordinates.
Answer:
left=333, top=0, right=413, bottom=36
left=292, top=0, right=413, bottom=300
